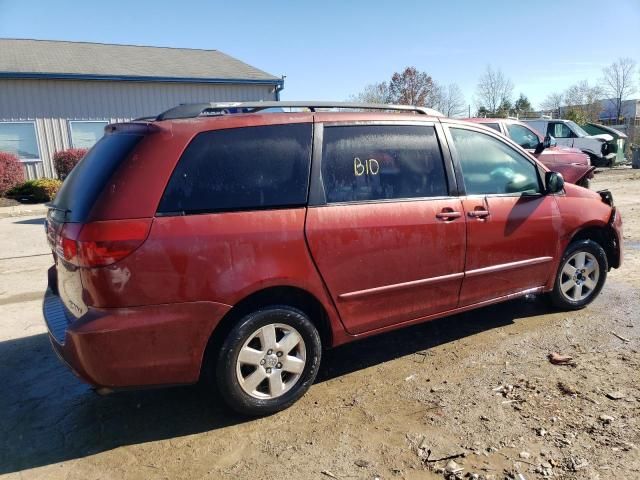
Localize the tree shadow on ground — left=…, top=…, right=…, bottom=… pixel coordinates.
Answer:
left=0, top=297, right=549, bottom=474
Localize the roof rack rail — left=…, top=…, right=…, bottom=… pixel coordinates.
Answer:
left=155, top=101, right=443, bottom=121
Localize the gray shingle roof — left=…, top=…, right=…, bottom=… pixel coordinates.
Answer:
left=0, top=39, right=280, bottom=83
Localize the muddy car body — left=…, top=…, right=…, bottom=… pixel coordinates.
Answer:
left=43, top=102, right=623, bottom=415
left=467, top=117, right=595, bottom=188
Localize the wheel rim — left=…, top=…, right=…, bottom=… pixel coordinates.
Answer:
left=236, top=323, right=306, bottom=400
left=559, top=251, right=600, bottom=302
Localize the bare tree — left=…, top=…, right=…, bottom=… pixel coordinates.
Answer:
left=433, top=83, right=466, bottom=117
left=475, top=65, right=513, bottom=114
left=388, top=66, right=437, bottom=106
left=564, top=80, right=603, bottom=123
left=348, top=82, right=391, bottom=104
left=540, top=92, right=564, bottom=118
left=601, top=57, right=637, bottom=121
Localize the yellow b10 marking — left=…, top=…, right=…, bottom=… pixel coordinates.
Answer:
left=354, top=157, right=380, bottom=176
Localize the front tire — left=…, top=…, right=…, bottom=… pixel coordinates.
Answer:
left=577, top=177, right=590, bottom=189
left=551, top=240, right=607, bottom=310
left=215, top=306, right=321, bottom=416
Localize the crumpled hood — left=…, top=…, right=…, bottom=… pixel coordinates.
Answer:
left=589, top=133, right=614, bottom=142
left=555, top=146, right=583, bottom=154
left=542, top=147, right=590, bottom=166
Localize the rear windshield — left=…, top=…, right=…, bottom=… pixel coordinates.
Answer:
left=51, top=133, right=142, bottom=222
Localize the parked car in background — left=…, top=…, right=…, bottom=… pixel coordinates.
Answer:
left=581, top=123, right=628, bottom=166
left=468, top=118, right=594, bottom=188
left=523, top=119, right=615, bottom=167
left=43, top=102, right=623, bottom=416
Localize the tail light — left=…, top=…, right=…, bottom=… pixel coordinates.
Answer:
left=55, top=219, right=152, bottom=267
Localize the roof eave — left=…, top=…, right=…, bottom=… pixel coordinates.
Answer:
left=0, top=71, right=283, bottom=85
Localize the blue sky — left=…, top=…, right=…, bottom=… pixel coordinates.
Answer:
left=1, top=0, right=638, bottom=109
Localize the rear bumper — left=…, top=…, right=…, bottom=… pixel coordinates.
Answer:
left=42, top=283, right=232, bottom=388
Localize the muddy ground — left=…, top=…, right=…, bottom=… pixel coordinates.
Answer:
left=0, top=168, right=638, bottom=480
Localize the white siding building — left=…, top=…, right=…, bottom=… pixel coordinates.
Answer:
left=0, top=39, right=284, bottom=179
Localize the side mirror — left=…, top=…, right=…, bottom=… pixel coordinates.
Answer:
left=545, top=171, right=565, bottom=194
left=535, top=135, right=556, bottom=155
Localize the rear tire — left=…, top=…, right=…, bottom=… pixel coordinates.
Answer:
left=215, top=306, right=321, bottom=416
left=551, top=240, right=607, bottom=310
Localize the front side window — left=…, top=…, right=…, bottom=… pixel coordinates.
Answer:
left=507, top=124, right=540, bottom=150
left=69, top=121, right=108, bottom=148
left=449, top=127, right=540, bottom=195
left=549, top=122, right=573, bottom=139
left=565, top=121, right=589, bottom=137
left=0, top=122, right=40, bottom=161
left=321, top=125, right=448, bottom=203
left=158, top=123, right=312, bottom=214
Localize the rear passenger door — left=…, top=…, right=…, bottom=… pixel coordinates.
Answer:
left=305, top=123, right=466, bottom=334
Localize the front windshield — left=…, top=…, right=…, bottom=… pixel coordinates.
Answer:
left=566, top=120, right=589, bottom=137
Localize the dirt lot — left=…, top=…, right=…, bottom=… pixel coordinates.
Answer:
left=1, top=168, right=639, bottom=480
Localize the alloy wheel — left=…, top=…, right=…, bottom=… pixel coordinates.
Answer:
left=235, top=323, right=306, bottom=399
left=559, top=251, right=600, bottom=302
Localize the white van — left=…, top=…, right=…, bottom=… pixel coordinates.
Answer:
left=524, top=119, right=614, bottom=167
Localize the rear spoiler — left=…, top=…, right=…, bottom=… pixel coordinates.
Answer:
left=104, top=122, right=160, bottom=135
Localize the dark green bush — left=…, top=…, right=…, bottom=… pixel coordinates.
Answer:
left=7, top=178, right=63, bottom=203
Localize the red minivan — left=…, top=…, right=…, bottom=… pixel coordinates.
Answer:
left=43, top=102, right=622, bottom=415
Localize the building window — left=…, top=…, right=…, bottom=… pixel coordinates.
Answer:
left=69, top=121, right=108, bottom=149
left=0, top=122, right=40, bottom=161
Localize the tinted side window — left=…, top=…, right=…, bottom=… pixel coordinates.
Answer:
left=322, top=125, right=448, bottom=203
left=507, top=124, right=540, bottom=149
left=450, top=128, right=540, bottom=195
left=158, top=123, right=312, bottom=214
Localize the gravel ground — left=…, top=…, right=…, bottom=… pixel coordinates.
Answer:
left=0, top=168, right=638, bottom=480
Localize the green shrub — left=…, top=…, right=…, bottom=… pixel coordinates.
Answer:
left=7, top=178, right=63, bottom=203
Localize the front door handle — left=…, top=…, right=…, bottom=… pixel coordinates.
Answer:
left=468, top=209, right=490, bottom=219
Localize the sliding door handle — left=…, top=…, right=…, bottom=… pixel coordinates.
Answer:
left=467, top=209, right=490, bottom=219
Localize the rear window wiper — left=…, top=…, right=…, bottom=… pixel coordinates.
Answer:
left=45, top=203, right=71, bottom=222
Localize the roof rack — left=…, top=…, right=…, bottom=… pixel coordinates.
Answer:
left=155, top=101, right=443, bottom=121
